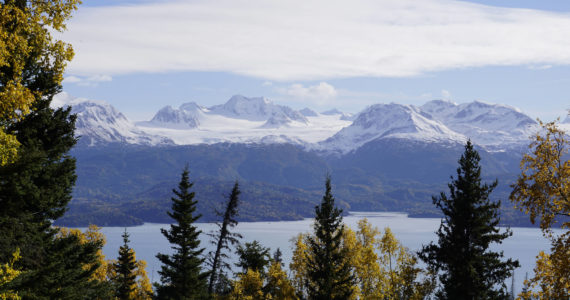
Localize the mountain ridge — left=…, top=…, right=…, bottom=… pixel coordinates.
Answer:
left=53, top=93, right=554, bottom=154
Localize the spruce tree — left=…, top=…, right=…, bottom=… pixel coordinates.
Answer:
left=156, top=166, right=208, bottom=300
left=305, top=176, right=355, bottom=300
left=208, top=182, right=242, bottom=295
left=235, top=240, right=271, bottom=274
left=28, top=231, right=110, bottom=299
left=0, top=99, right=77, bottom=268
left=113, top=229, right=137, bottom=299
left=418, top=141, right=519, bottom=299
left=0, top=100, right=113, bottom=299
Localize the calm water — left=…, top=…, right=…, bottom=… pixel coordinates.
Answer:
left=90, top=212, right=557, bottom=294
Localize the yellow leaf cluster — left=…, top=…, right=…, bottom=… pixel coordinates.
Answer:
left=511, top=120, right=569, bottom=232
left=229, top=269, right=265, bottom=300
left=57, top=225, right=108, bottom=281
left=511, top=120, right=570, bottom=299
left=289, top=233, right=309, bottom=296
left=230, top=261, right=297, bottom=299
left=0, top=249, right=21, bottom=300
left=0, top=0, right=79, bottom=165
left=290, top=219, right=434, bottom=299
left=264, top=261, right=297, bottom=300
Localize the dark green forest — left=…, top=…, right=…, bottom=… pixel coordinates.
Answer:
left=58, top=141, right=533, bottom=227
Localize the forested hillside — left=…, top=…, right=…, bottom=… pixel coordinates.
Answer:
left=58, top=140, right=532, bottom=226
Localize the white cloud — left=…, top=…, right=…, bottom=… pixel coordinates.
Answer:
left=63, top=75, right=82, bottom=83
left=86, top=74, right=112, bottom=82
left=62, top=0, right=570, bottom=80
left=527, top=64, right=553, bottom=70
left=262, top=81, right=273, bottom=87
left=63, top=74, right=112, bottom=86
left=284, top=82, right=338, bottom=100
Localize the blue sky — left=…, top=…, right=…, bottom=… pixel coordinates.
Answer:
left=61, top=0, right=570, bottom=121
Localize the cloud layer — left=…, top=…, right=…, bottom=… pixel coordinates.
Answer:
left=284, top=82, right=338, bottom=100
left=62, top=0, right=570, bottom=80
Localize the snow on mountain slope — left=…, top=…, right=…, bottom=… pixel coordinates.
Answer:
left=260, top=111, right=296, bottom=128
left=138, top=102, right=205, bottom=129
left=321, top=108, right=344, bottom=115
left=421, top=100, right=538, bottom=149
left=52, top=93, right=173, bottom=146
left=315, top=103, right=465, bottom=154
left=138, top=113, right=351, bottom=145
left=55, top=92, right=552, bottom=153
left=321, top=108, right=356, bottom=121
left=135, top=95, right=352, bottom=145
left=300, top=107, right=319, bottom=117
left=209, top=95, right=308, bottom=123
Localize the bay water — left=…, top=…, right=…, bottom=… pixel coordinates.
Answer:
left=92, top=212, right=557, bottom=294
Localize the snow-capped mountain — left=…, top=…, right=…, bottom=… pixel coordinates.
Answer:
left=260, top=111, right=296, bottom=128
left=140, top=95, right=309, bottom=130
left=139, top=102, right=205, bottom=129
left=315, top=103, right=465, bottom=154
left=56, top=92, right=557, bottom=154
left=210, top=95, right=308, bottom=123
left=52, top=93, right=173, bottom=146
left=321, top=108, right=356, bottom=121
left=134, top=95, right=351, bottom=145
left=421, top=100, right=538, bottom=149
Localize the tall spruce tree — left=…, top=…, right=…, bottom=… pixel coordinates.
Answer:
left=0, top=98, right=113, bottom=299
left=235, top=240, right=271, bottom=274
left=418, top=141, right=519, bottom=299
left=305, top=176, right=355, bottom=300
left=156, top=166, right=208, bottom=300
left=208, top=182, right=242, bottom=295
left=113, top=229, right=137, bottom=299
left=0, top=99, right=77, bottom=267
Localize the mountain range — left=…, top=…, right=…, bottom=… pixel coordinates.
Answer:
left=51, top=93, right=569, bottom=227
left=55, top=92, right=557, bottom=153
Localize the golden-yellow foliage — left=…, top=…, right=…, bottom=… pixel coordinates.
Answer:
left=231, top=259, right=297, bottom=299
left=290, top=219, right=434, bottom=299
left=511, top=120, right=570, bottom=299
left=229, top=269, right=265, bottom=300
left=58, top=225, right=153, bottom=299
left=0, top=249, right=21, bottom=300
left=57, top=225, right=108, bottom=281
left=289, top=233, right=310, bottom=296
left=0, top=0, right=79, bottom=165
left=265, top=261, right=298, bottom=300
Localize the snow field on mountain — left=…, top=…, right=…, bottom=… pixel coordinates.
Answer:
left=54, top=92, right=570, bottom=154
left=138, top=113, right=351, bottom=145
